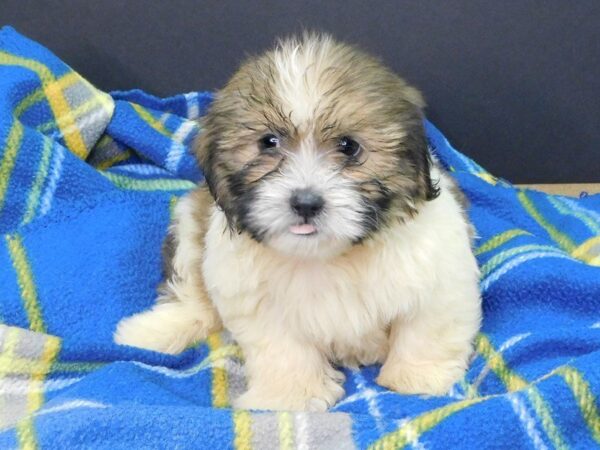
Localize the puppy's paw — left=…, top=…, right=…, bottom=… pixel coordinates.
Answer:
left=233, top=372, right=345, bottom=411
left=376, top=359, right=465, bottom=396
left=114, top=301, right=219, bottom=354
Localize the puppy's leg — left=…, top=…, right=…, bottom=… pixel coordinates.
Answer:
left=377, top=290, right=480, bottom=395
left=114, top=282, right=220, bottom=355
left=233, top=333, right=345, bottom=411
left=114, top=190, right=221, bottom=354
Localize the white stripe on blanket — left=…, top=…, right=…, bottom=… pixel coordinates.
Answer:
left=559, top=198, right=600, bottom=233
left=165, top=121, right=196, bottom=173
left=481, top=252, right=575, bottom=292
left=508, top=393, right=549, bottom=450
left=35, top=400, right=109, bottom=417
left=112, top=164, right=172, bottom=176
left=0, top=377, right=82, bottom=394
left=39, top=145, right=66, bottom=216
left=184, top=92, right=200, bottom=119
left=130, top=358, right=215, bottom=378
left=294, top=412, right=310, bottom=450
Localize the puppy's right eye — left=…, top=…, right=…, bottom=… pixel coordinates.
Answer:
left=259, top=134, right=279, bottom=151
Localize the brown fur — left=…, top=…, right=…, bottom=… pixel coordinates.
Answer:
left=160, top=185, right=214, bottom=301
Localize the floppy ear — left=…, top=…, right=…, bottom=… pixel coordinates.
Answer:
left=398, top=83, right=439, bottom=202
left=418, top=137, right=440, bottom=201
left=192, top=113, right=239, bottom=230
left=402, top=85, right=426, bottom=110
left=193, top=119, right=216, bottom=196
left=403, top=120, right=440, bottom=201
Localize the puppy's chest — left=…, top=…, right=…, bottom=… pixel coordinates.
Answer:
left=279, top=267, right=378, bottom=339
left=212, top=250, right=408, bottom=344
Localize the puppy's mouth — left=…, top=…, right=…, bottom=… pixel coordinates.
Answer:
left=289, top=223, right=318, bottom=236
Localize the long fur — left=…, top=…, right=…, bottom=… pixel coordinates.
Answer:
left=114, top=33, right=481, bottom=411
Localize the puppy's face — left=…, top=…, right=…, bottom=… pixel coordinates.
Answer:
left=196, top=35, right=438, bottom=259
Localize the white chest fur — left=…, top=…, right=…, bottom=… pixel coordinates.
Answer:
left=202, top=172, right=478, bottom=366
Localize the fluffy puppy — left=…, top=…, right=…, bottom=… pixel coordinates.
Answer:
left=114, top=34, right=481, bottom=411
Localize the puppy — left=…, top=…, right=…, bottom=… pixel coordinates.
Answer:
left=115, top=34, right=481, bottom=411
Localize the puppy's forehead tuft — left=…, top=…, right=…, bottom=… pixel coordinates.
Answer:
left=223, top=34, right=423, bottom=139
left=269, top=34, right=346, bottom=127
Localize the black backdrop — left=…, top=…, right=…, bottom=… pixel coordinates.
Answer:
left=2, top=0, right=599, bottom=183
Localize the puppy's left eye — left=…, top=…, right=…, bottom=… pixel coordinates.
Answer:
left=338, top=136, right=361, bottom=157
left=259, top=134, right=279, bottom=151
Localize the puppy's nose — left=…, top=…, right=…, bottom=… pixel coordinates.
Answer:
left=290, top=189, right=324, bottom=220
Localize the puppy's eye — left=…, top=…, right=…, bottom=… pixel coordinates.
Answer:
left=338, top=136, right=361, bottom=157
left=259, top=134, right=279, bottom=151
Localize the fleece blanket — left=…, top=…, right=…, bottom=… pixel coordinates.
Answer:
left=0, top=26, right=599, bottom=450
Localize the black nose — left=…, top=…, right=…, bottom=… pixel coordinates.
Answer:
left=290, top=189, right=324, bottom=220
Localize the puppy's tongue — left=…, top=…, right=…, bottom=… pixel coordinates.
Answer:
left=289, top=224, right=317, bottom=235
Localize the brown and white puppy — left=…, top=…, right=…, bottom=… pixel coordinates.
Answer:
left=115, top=34, right=481, bottom=411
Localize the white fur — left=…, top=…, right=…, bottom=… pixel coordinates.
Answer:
left=200, top=167, right=481, bottom=410
left=248, top=139, right=366, bottom=259
left=271, top=35, right=337, bottom=125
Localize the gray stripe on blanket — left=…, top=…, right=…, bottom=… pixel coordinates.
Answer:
left=250, top=413, right=280, bottom=450
left=0, top=325, right=57, bottom=429
left=62, top=80, right=114, bottom=153
left=248, top=411, right=355, bottom=449
left=302, top=412, right=355, bottom=450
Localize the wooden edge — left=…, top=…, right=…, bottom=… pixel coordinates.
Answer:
left=516, top=184, right=600, bottom=197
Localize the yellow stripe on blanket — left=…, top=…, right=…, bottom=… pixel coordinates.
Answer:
left=368, top=396, right=488, bottom=450
left=556, top=366, right=600, bottom=444
left=207, top=333, right=229, bottom=408
left=5, top=234, right=46, bottom=333
left=37, top=90, right=113, bottom=134
left=131, top=103, right=172, bottom=138
left=0, top=120, right=24, bottom=212
left=475, top=229, right=531, bottom=256
left=572, top=236, right=600, bottom=267
left=0, top=52, right=88, bottom=158
left=233, top=410, right=253, bottom=450
left=15, top=89, right=47, bottom=117
left=517, top=191, right=576, bottom=252
left=277, top=412, right=295, bottom=450
left=476, top=334, right=567, bottom=450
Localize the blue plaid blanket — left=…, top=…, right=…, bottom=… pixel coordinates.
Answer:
left=1, top=26, right=599, bottom=450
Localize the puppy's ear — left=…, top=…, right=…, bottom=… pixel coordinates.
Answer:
left=403, top=85, right=426, bottom=110
left=403, top=121, right=440, bottom=202
left=417, top=135, right=440, bottom=201
left=193, top=112, right=238, bottom=230
left=399, top=86, right=439, bottom=202
left=194, top=115, right=221, bottom=205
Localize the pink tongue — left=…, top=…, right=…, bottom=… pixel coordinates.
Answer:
left=289, top=224, right=317, bottom=235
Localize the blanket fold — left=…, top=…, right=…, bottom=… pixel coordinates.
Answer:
left=1, top=26, right=599, bottom=449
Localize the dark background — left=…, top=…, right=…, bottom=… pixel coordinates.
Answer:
left=2, top=1, right=599, bottom=183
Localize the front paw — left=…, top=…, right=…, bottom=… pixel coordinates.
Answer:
left=233, top=373, right=345, bottom=411
left=377, top=359, right=465, bottom=396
